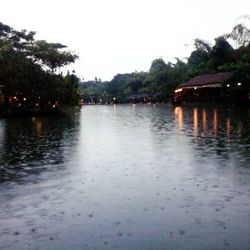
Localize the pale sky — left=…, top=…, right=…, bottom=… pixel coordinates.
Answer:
left=0, top=0, right=249, bottom=81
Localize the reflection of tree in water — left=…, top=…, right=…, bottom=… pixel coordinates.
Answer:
left=0, top=113, right=80, bottom=182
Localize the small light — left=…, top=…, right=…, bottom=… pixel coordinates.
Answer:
left=113, top=97, right=116, bottom=101
left=52, top=104, right=56, bottom=108
left=194, top=87, right=197, bottom=90
left=175, top=88, right=183, bottom=93
left=13, top=96, right=17, bottom=100
left=227, top=84, right=230, bottom=88
left=23, top=97, right=26, bottom=101
left=237, top=83, right=242, bottom=86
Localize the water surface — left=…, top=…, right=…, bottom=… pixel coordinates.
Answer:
left=0, top=105, right=250, bottom=249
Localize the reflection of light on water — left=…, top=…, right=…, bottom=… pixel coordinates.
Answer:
left=193, top=108, right=198, bottom=143
left=213, top=109, right=218, bottom=137
left=1, top=106, right=250, bottom=250
left=202, top=109, right=207, bottom=133
left=174, top=106, right=180, bottom=116
left=132, top=104, right=136, bottom=110
left=174, top=107, right=183, bottom=135
left=113, top=104, right=117, bottom=113
left=32, top=117, right=42, bottom=134
left=226, top=117, right=231, bottom=139
left=237, top=121, right=243, bottom=139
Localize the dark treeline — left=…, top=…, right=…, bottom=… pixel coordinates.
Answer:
left=80, top=20, right=250, bottom=104
left=0, top=22, right=80, bottom=114
left=1, top=20, right=249, bottom=109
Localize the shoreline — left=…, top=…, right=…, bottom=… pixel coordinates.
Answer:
left=0, top=106, right=81, bottom=119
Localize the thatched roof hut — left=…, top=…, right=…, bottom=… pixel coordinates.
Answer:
left=177, top=72, right=233, bottom=90
left=173, top=72, right=249, bottom=105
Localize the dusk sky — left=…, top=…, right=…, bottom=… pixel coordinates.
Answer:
left=1, top=0, right=249, bottom=81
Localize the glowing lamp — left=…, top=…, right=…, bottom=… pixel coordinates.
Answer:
left=175, top=88, right=183, bottom=93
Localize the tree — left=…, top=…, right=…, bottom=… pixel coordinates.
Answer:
left=0, top=22, right=79, bottom=112
left=188, top=39, right=212, bottom=74
left=207, top=36, right=234, bottom=70
left=71, top=21, right=250, bottom=104
left=226, top=23, right=250, bottom=48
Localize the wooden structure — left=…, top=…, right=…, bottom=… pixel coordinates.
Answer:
left=173, top=72, right=250, bottom=105
left=128, top=93, right=162, bottom=103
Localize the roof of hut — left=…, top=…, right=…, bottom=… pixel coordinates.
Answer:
left=178, top=72, right=233, bottom=88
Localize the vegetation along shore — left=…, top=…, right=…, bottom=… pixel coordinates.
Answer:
left=1, top=19, right=250, bottom=116
left=0, top=22, right=80, bottom=116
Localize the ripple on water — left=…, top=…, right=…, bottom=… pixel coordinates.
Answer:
left=0, top=106, right=250, bottom=250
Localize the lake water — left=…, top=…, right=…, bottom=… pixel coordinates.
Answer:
left=0, top=104, right=250, bottom=250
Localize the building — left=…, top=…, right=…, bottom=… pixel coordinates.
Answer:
left=128, top=93, right=162, bottom=103
left=173, top=72, right=250, bottom=105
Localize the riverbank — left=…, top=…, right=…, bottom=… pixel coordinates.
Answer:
left=0, top=106, right=81, bottom=118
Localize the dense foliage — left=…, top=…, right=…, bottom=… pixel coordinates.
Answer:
left=80, top=21, right=250, bottom=103
left=0, top=22, right=79, bottom=113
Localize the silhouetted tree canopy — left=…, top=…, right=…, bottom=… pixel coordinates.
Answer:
left=80, top=20, right=250, bottom=103
left=0, top=22, right=79, bottom=112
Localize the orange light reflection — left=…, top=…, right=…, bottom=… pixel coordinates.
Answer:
left=237, top=121, right=243, bottom=139
left=174, top=107, right=184, bottom=135
left=213, top=109, right=218, bottom=137
left=202, top=109, right=207, bottom=133
left=193, top=108, right=198, bottom=143
left=226, top=117, right=231, bottom=139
